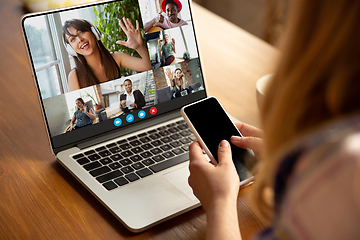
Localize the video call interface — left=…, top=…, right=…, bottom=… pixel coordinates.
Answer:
left=23, top=0, right=205, bottom=148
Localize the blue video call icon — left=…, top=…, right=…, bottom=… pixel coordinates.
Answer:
left=114, top=118, right=122, bottom=127
left=138, top=110, right=146, bottom=119
left=126, top=114, right=134, bottom=123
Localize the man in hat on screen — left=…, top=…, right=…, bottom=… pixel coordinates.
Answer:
left=144, top=0, right=188, bottom=33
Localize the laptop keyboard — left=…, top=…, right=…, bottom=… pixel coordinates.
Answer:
left=71, top=119, right=196, bottom=191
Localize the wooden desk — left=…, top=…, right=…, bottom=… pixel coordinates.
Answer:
left=0, top=1, right=278, bottom=239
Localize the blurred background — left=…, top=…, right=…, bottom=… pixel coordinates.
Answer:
left=24, top=0, right=289, bottom=45
left=193, top=0, right=289, bottom=46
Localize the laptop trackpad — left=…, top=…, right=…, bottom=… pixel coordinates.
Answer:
left=163, top=166, right=198, bottom=201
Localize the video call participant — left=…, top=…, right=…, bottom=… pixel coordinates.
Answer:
left=67, top=98, right=96, bottom=131
left=165, top=68, right=188, bottom=98
left=144, top=0, right=188, bottom=33
left=62, top=18, right=151, bottom=91
left=120, top=79, right=145, bottom=113
left=161, top=34, right=176, bottom=66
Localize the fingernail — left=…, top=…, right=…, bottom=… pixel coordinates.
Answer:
left=219, top=140, right=229, bottom=147
left=231, top=136, right=241, bottom=142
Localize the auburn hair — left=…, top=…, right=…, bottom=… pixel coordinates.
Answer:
left=253, top=0, right=360, bottom=224
left=62, top=19, right=119, bottom=89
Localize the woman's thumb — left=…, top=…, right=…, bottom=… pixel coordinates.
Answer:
left=217, top=140, right=232, bottom=165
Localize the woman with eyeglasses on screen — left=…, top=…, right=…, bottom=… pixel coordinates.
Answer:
left=62, top=18, right=151, bottom=91
left=188, top=0, right=360, bottom=239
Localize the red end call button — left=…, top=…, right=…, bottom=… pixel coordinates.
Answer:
left=150, top=107, right=157, bottom=115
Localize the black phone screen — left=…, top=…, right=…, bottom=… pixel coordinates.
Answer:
left=183, top=97, right=253, bottom=180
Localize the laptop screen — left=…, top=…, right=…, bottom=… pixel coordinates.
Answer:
left=22, top=0, right=206, bottom=151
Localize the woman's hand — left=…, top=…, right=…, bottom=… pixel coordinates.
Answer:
left=188, top=140, right=242, bottom=240
left=121, top=100, right=126, bottom=108
left=165, top=68, right=173, bottom=81
left=117, top=17, right=143, bottom=50
left=80, top=105, right=87, bottom=113
left=188, top=140, right=240, bottom=212
left=231, top=123, right=263, bottom=160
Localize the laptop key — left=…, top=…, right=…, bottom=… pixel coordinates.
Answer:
left=88, top=154, right=101, bottom=161
left=150, top=153, right=189, bottom=173
left=130, top=155, right=143, bottom=162
left=168, top=127, right=179, bottom=133
left=138, top=132, right=147, bottom=137
left=125, top=173, right=140, bottom=182
left=149, top=133, right=161, bottom=140
left=140, top=136, right=151, bottom=143
left=120, top=159, right=132, bottom=166
left=83, top=161, right=102, bottom=171
left=128, top=136, right=137, bottom=141
left=177, top=124, right=188, bottom=130
left=98, top=150, right=111, bottom=157
left=95, top=146, right=106, bottom=152
left=96, top=170, right=123, bottom=183
left=109, top=146, right=121, bottom=154
left=103, top=181, right=118, bottom=190
left=131, top=162, right=145, bottom=170
left=137, top=168, right=153, bottom=178
left=173, top=148, right=185, bottom=155
left=130, top=140, right=141, bottom=146
left=106, top=143, right=117, bottom=148
left=152, top=155, right=165, bottom=162
left=170, top=133, right=182, bottom=140
left=161, top=137, right=172, bottom=143
left=180, top=137, right=192, bottom=144
left=100, top=157, right=112, bottom=165
left=151, top=140, right=162, bottom=147
left=142, top=143, right=153, bottom=150
left=140, top=151, right=153, bottom=159
left=148, top=129, right=157, bottom=134
left=182, top=144, right=190, bottom=151
left=73, top=153, right=85, bottom=159
left=90, top=166, right=111, bottom=177
left=131, top=146, right=144, bottom=154
left=180, top=130, right=191, bottom=137
left=117, top=139, right=127, bottom=145
left=142, top=159, right=155, bottom=166
left=110, top=154, right=122, bottom=161
left=109, top=162, right=122, bottom=170
left=114, top=177, right=129, bottom=186
left=119, top=143, right=132, bottom=150
left=163, top=151, right=175, bottom=158
left=160, top=144, right=172, bottom=151
left=121, top=150, right=133, bottom=158
left=170, top=141, right=182, bottom=148
left=159, top=130, right=170, bottom=136
left=84, top=150, right=96, bottom=155
left=150, top=148, right=162, bottom=155
left=77, top=157, right=90, bottom=165
left=121, top=166, right=134, bottom=174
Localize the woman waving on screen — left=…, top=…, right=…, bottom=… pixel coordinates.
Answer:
left=62, top=17, right=151, bottom=91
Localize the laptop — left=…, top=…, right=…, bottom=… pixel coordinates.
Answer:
left=21, top=0, right=252, bottom=232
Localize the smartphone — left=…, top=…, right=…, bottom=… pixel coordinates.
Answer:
left=181, top=96, right=256, bottom=183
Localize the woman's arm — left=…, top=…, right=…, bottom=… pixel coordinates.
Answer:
left=68, top=69, right=80, bottom=91
left=86, top=107, right=96, bottom=120
left=114, top=18, right=151, bottom=72
left=188, top=141, right=242, bottom=240
left=67, top=114, right=76, bottom=131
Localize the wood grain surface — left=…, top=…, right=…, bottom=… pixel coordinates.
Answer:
left=0, top=0, right=278, bottom=239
